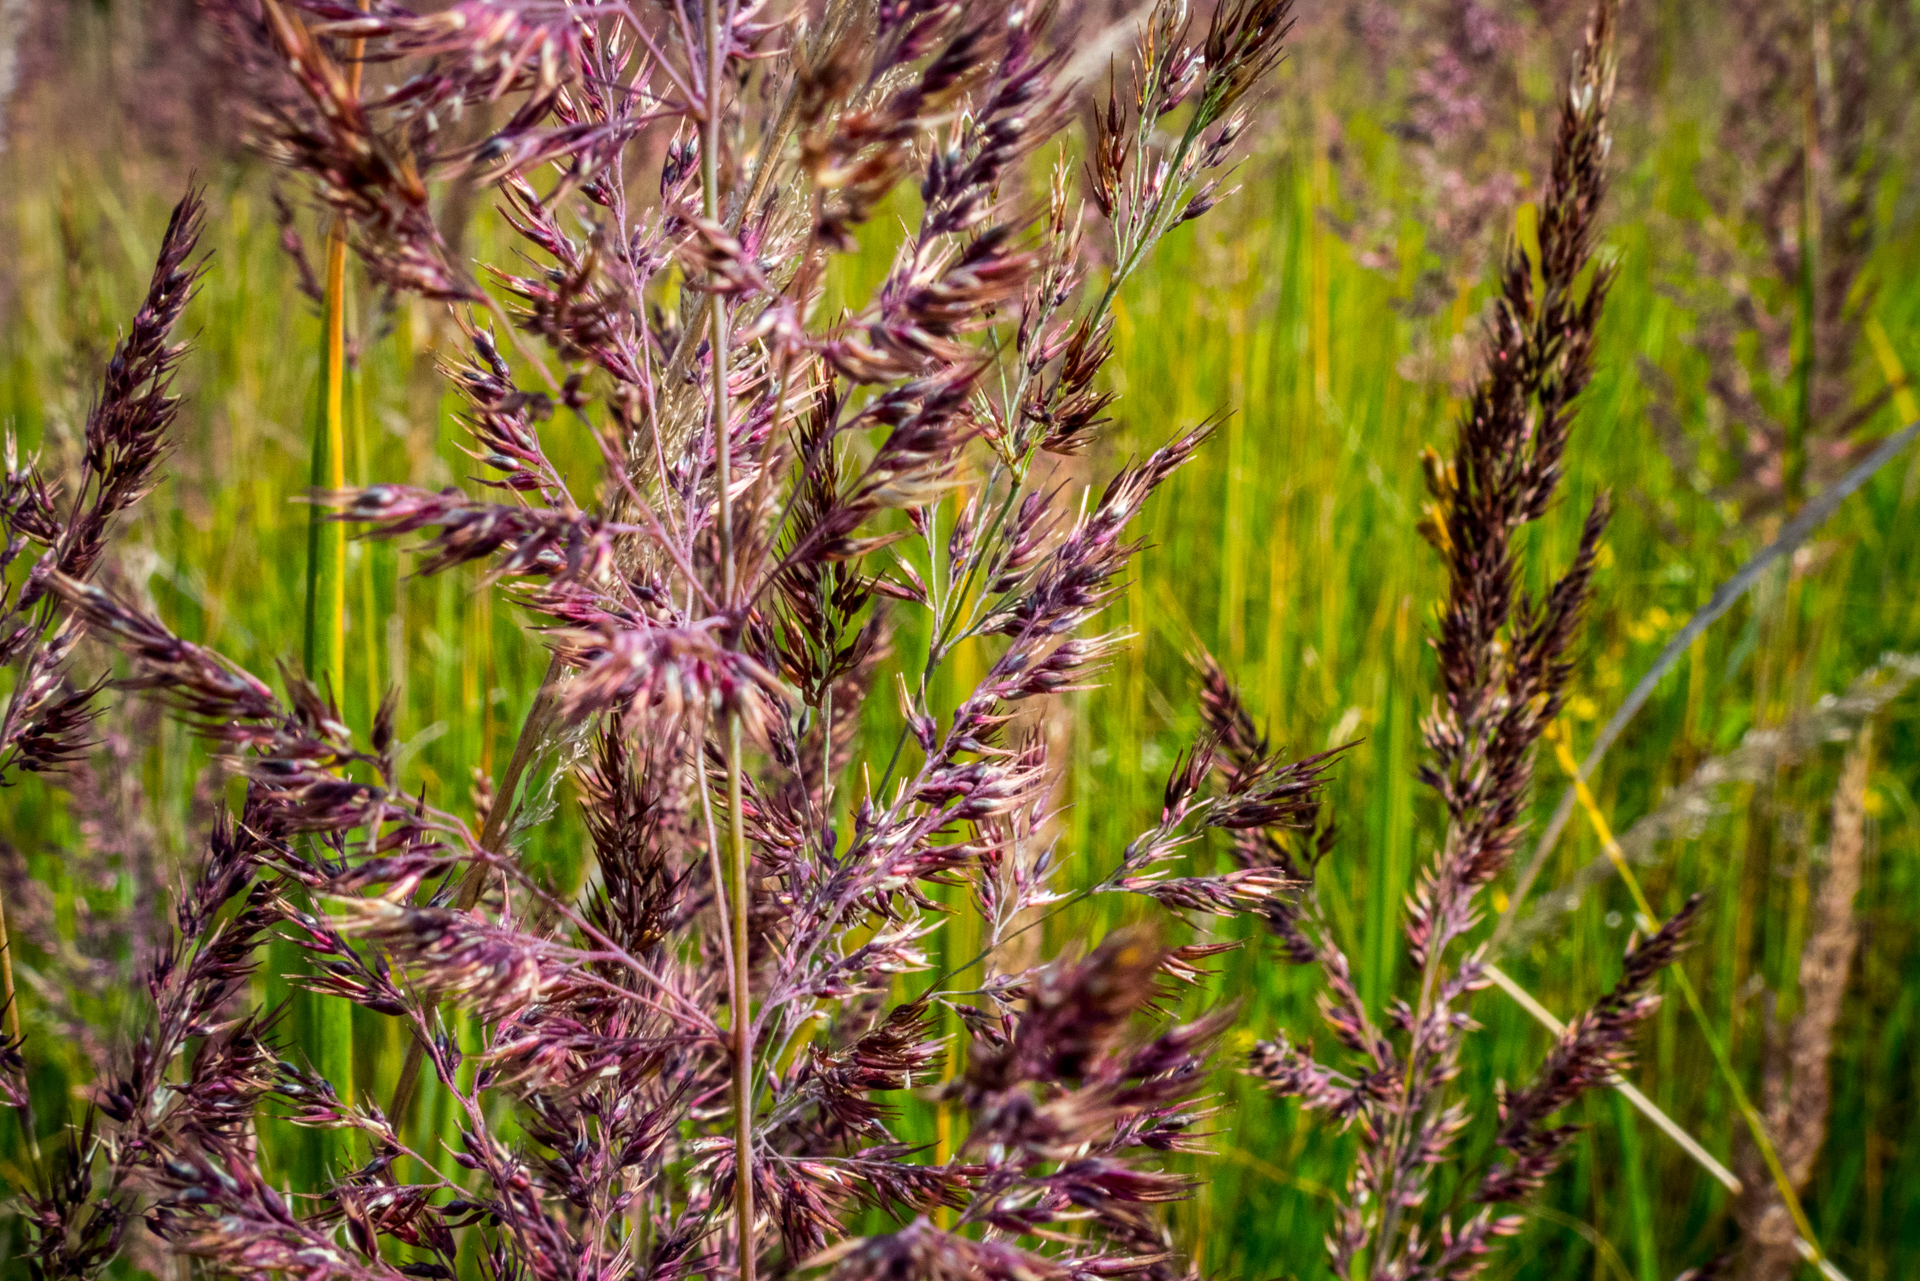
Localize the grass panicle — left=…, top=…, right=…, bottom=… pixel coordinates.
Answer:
left=4, top=1, right=1920, bottom=1279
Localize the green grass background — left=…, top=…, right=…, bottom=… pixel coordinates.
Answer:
left=5, top=8, right=1920, bottom=1280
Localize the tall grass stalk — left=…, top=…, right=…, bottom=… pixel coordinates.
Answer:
left=1482, top=960, right=1742, bottom=1198
left=697, top=0, right=754, bottom=1261
left=292, top=217, right=356, bottom=1121
left=294, top=2, right=374, bottom=1132
left=1236, top=11, right=1720, bottom=1277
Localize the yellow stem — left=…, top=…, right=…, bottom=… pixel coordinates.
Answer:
left=1, top=892, right=40, bottom=1162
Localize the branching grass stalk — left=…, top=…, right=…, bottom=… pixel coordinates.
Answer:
left=0, top=5, right=1467, bottom=1277
left=700, top=0, right=753, bottom=1269
left=379, top=276, right=672, bottom=1134
left=1370, top=822, right=1461, bottom=1268
left=1482, top=962, right=1741, bottom=1196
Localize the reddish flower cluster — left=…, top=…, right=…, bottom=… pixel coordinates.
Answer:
left=4, top=1, right=1310, bottom=1279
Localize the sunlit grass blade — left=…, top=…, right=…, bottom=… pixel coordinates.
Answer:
left=289, top=215, right=357, bottom=1187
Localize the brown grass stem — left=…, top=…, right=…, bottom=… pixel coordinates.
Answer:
left=1736, top=721, right=1874, bottom=1280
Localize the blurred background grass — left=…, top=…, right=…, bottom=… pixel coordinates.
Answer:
left=5, top=1, right=1920, bottom=1278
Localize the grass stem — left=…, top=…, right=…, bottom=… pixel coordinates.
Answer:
left=699, top=0, right=753, bottom=1269
left=294, top=206, right=356, bottom=1156
left=0, top=892, right=38, bottom=1163
left=292, top=0, right=374, bottom=1141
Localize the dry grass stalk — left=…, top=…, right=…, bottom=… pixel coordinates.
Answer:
left=1733, top=724, right=1875, bottom=1281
